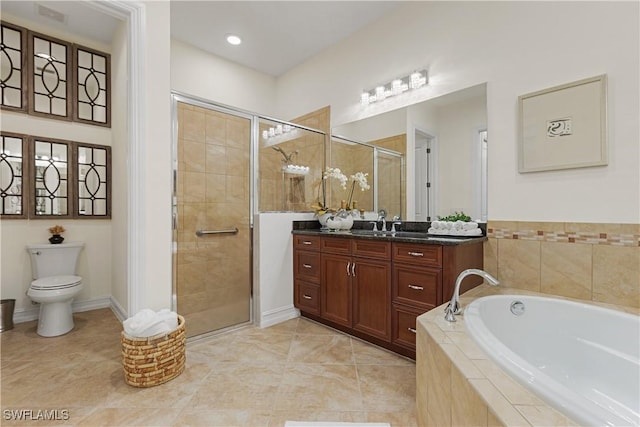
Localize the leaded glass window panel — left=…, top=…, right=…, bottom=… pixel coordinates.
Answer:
left=77, top=144, right=110, bottom=217
left=33, top=138, right=70, bottom=216
left=74, top=46, right=110, bottom=126
left=0, top=132, right=27, bottom=217
left=0, top=22, right=26, bottom=111
left=29, top=32, right=71, bottom=119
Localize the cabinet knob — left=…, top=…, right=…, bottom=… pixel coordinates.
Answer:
left=303, top=263, right=313, bottom=269
left=407, top=327, right=417, bottom=334
left=408, top=251, right=424, bottom=257
left=303, top=295, right=312, bottom=300
left=302, top=241, right=312, bottom=245
left=408, top=284, right=424, bottom=291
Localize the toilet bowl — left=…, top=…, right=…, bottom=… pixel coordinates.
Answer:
left=27, top=276, right=83, bottom=337
left=26, top=243, right=84, bottom=337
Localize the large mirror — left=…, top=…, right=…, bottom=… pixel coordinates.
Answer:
left=332, top=83, right=487, bottom=222
left=329, top=136, right=404, bottom=220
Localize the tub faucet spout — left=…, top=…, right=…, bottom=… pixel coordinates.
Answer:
left=444, top=269, right=499, bottom=322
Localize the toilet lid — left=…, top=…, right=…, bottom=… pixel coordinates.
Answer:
left=31, top=275, right=82, bottom=290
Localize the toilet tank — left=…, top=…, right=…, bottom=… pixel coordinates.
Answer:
left=26, top=242, right=84, bottom=279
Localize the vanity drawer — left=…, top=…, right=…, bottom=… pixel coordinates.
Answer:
left=352, top=239, right=391, bottom=260
left=294, top=251, right=321, bottom=284
left=392, top=264, right=440, bottom=310
left=321, top=237, right=351, bottom=255
left=392, top=304, right=425, bottom=350
left=295, top=280, right=320, bottom=315
left=392, top=243, right=442, bottom=267
left=293, top=235, right=321, bottom=251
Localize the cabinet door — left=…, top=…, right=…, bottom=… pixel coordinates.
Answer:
left=321, top=253, right=352, bottom=327
left=352, top=258, right=391, bottom=341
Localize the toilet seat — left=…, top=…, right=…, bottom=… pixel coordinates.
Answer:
left=30, top=275, right=82, bottom=291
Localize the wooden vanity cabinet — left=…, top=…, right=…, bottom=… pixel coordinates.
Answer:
left=320, top=238, right=392, bottom=342
left=390, top=242, right=484, bottom=356
left=293, top=232, right=484, bottom=359
left=293, top=235, right=321, bottom=315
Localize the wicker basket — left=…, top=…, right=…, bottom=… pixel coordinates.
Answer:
left=121, top=315, right=186, bottom=387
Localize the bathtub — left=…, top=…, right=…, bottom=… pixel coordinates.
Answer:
left=464, top=295, right=640, bottom=427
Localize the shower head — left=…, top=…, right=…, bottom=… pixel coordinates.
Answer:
left=272, top=146, right=298, bottom=163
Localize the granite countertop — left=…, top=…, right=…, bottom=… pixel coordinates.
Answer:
left=292, top=220, right=487, bottom=246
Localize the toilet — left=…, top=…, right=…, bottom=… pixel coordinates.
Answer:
left=26, top=242, right=84, bottom=337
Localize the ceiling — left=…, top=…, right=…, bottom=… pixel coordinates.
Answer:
left=1, top=1, right=401, bottom=77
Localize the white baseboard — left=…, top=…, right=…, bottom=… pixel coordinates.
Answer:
left=109, top=297, right=127, bottom=322
left=259, top=305, right=300, bottom=328
left=13, top=296, right=113, bottom=324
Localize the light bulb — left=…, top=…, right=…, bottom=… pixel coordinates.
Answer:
left=226, top=34, right=242, bottom=45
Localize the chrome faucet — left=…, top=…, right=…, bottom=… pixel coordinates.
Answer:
left=444, top=269, right=499, bottom=322
left=377, top=209, right=387, bottom=231
left=391, top=221, right=402, bottom=233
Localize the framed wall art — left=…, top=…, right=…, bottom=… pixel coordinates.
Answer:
left=518, top=74, right=608, bottom=173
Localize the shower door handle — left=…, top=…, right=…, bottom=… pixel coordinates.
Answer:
left=195, top=228, right=239, bottom=237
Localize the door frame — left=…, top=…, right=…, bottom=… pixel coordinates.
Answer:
left=414, top=127, right=437, bottom=221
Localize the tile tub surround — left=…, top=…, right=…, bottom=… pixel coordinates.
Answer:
left=484, top=221, right=640, bottom=308
left=1, top=308, right=417, bottom=427
left=415, top=285, right=639, bottom=427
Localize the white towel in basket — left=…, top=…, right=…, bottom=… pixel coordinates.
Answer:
left=123, top=309, right=178, bottom=337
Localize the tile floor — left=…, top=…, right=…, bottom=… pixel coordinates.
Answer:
left=1, top=309, right=417, bottom=426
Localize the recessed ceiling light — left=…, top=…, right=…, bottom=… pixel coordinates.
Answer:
left=226, top=34, right=242, bottom=46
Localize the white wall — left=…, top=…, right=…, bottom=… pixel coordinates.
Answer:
left=333, top=107, right=406, bottom=142
left=109, top=20, right=129, bottom=315
left=171, top=39, right=277, bottom=116
left=436, top=95, right=487, bottom=220
left=139, top=1, right=172, bottom=312
left=254, top=212, right=314, bottom=327
left=276, top=1, right=640, bottom=223
left=0, top=16, right=114, bottom=317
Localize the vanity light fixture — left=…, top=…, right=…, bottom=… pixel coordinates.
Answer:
left=226, top=34, right=242, bottom=45
left=361, top=69, right=428, bottom=106
left=35, top=52, right=56, bottom=61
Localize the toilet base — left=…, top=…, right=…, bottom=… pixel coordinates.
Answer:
left=36, top=300, right=75, bottom=337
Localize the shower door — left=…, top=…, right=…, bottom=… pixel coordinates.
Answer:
left=173, top=98, right=252, bottom=338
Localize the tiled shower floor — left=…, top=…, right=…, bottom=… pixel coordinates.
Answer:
left=1, top=308, right=417, bottom=426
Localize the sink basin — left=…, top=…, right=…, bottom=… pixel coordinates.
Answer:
left=349, top=229, right=389, bottom=237
left=390, top=231, right=430, bottom=238
left=349, top=229, right=430, bottom=239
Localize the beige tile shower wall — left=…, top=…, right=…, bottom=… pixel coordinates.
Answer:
left=259, top=106, right=329, bottom=212
left=259, top=130, right=324, bottom=212
left=291, top=107, right=330, bottom=212
left=484, top=221, right=640, bottom=308
left=329, top=142, right=374, bottom=211
left=176, top=102, right=251, bottom=336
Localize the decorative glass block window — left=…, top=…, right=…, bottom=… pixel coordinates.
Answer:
left=77, top=144, right=110, bottom=216
left=74, top=46, right=110, bottom=126
left=0, top=132, right=27, bottom=218
left=29, top=32, right=71, bottom=119
left=0, top=22, right=27, bottom=111
left=33, top=138, right=70, bottom=217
